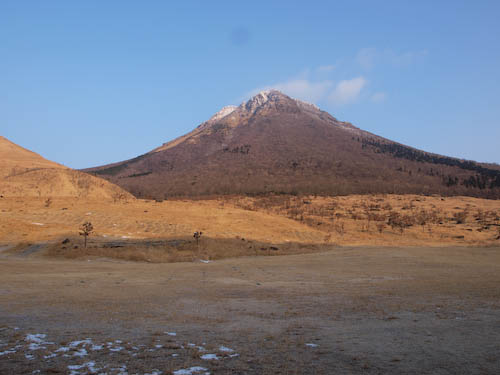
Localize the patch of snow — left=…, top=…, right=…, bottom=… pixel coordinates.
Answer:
left=209, top=105, right=237, bottom=122
left=294, top=98, right=320, bottom=111
left=172, top=353, right=179, bottom=357
left=305, top=343, right=319, bottom=348
left=219, top=345, right=234, bottom=352
left=155, top=344, right=163, bottom=348
left=28, top=343, right=43, bottom=350
left=144, top=371, right=162, bottom=375
left=0, top=349, right=16, bottom=356
left=25, top=334, right=47, bottom=344
left=229, top=353, right=240, bottom=358
left=25, top=334, right=50, bottom=350
left=73, top=348, right=88, bottom=357
left=44, top=353, right=57, bottom=359
left=111, top=364, right=127, bottom=375
left=200, top=259, right=212, bottom=264
left=165, top=332, right=177, bottom=336
left=91, top=344, right=103, bottom=351
left=69, top=339, right=92, bottom=347
left=55, top=346, right=70, bottom=352
left=109, top=346, right=124, bottom=352
left=173, top=367, right=208, bottom=375
left=25, top=353, right=35, bottom=360
left=68, top=364, right=85, bottom=370
left=200, top=353, right=219, bottom=360
left=31, top=222, right=44, bottom=226
left=68, top=361, right=99, bottom=373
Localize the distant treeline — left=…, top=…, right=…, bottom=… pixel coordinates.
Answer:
left=361, top=138, right=500, bottom=189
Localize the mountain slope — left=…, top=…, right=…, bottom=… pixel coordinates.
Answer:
left=86, top=90, right=500, bottom=199
left=0, top=136, right=66, bottom=177
left=0, top=136, right=133, bottom=199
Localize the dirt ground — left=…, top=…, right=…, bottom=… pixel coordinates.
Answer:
left=1, top=246, right=499, bottom=374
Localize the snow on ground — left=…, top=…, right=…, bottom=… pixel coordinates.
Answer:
left=1, top=327, right=240, bottom=374
left=173, top=366, right=209, bottom=375
left=200, top=353, right=219, bottom=360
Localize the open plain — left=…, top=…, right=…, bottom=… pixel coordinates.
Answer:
left=1, top=194, right=500, bottom=374
left=1, top=246, right=500, bottom=374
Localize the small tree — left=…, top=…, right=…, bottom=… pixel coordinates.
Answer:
left=79, top=221, right=94, bottom=248
left=376, top=222, right=385, bottom=234
left=193, top=231, right=203, bottom=247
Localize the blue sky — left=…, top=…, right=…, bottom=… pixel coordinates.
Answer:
left=1, top=1, right=499, bottom=168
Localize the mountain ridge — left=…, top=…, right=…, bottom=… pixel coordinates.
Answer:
left=85, top=90, right=500, bottom=199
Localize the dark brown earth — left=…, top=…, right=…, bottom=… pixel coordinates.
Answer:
left=1, top=246, right=499, bottom=374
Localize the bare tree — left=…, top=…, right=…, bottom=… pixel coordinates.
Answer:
left=193, top=231, right=203, bottom=247
left=79, top=221, right=94, bottom=248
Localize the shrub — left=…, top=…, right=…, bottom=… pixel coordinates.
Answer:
left=453, top=209, right=468, bottom=224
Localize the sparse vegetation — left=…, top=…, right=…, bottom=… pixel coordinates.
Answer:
left=79, top=221, right=94, bottom=248
left=453, top=209, right=468, bottom=224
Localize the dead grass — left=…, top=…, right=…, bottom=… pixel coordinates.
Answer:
left=1, top=194, right=500, bottom=264
left=229, top=194, right=500, bottom=246
left=43, top=236, right=333, bottom=263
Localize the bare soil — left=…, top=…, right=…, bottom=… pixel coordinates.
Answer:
left=1, top=246, right=499, bottom=374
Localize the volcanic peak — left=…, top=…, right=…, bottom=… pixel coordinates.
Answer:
left=208, top=105, right=238, bottom=122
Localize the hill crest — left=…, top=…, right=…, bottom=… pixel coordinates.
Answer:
left=0, top=136, right=133, bottom=199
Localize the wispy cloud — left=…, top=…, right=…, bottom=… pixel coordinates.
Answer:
left=328, top=77, right=367, bottom=106
left=246, top=73, right=368, bottom=108
left=387, top=49, right=428, bottom=66
left=247, top=78, right=333, bottom=104
left=244, top=46, right=424, bottom=108
left=356, top=48, right=377, bottom=70
left=316, top=64, right=336, bottom=73
left=370, top=91, right=387, bottom=103
left=356, top=47, right=428, bottom=69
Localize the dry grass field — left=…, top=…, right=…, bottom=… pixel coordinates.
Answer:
left=0, top=194, right=499, bottom=263
left=1, top=194, right=500, bottom=374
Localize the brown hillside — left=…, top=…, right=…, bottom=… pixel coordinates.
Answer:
left=0, top=136, right=65, bottom=177
left=0, top=136, right=133, bottom=200
left=86, top=90, right=500, bottom=199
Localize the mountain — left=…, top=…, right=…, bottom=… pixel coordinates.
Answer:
left=86, top=90, right=500, bottom=199
left=0, top=136, right=133, bottom=199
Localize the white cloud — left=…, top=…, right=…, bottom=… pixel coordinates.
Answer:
left=387, top=49, right=428, bottom=66
left=356, top=48, right=377, bottom=70
left=316, top=64, right=336, bottom=73
left=248, top=78, right=333, bottom=104
left=328, top=77, right=367, bottom=106
left=371, top=92, right=387, bottom=103
left=356, top=47, right=429, bottom=69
